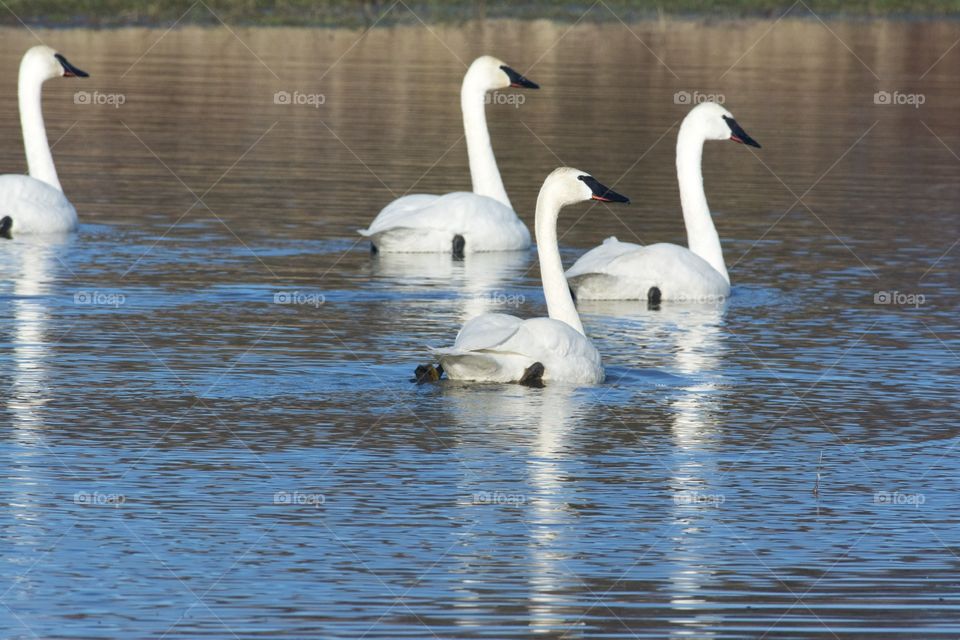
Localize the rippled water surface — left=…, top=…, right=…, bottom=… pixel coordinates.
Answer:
left=1, top=17, right=959, bottom=639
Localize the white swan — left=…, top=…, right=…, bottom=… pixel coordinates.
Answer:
left=566, top=101, right=760, bottom=303
left=0, top=46, right=88, bottom=239
left=359, top=56, right=538, bottom=257
left=417, top=168, right=629, bottom=386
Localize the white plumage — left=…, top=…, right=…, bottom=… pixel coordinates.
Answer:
left=434, top=314, right=604, bottom=385
left=359, top=191, right=529, bottom=253
left=360, top=56, right=537, bottom=254
left=0, top=175, right=77, bottom=235
left=0, top=45, right=88, bottom=238
left=566, top=102, right=760, bottom=302
left=429, top=167, right=630, bottom=386
left=567, top=237, right=729, bottom=302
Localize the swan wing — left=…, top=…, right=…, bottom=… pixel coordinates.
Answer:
left=0, top=174, right=77, bottom=233
left=603, top=244, right=720, bottom=281
left=446, top=313, right=525, bottom=353
left=359, top=192, right=530, bottom=252
left=434, top=315, right=602, bottom=384
left=362, top=192, right=520, bottom=233
left=358, top=194, right=441, bottom=236
left=565, top=236, right=643, bottom=279
left=568, top=242, right=730, bottom=300
left=511, top=317, right=602, bottom=365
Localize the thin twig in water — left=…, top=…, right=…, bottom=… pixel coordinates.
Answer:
left=813, top=450, right=823, bottom=497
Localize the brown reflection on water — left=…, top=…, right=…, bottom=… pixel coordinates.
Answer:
left=0, top=20, right=955, bottom=266
left=0, top=17, right=958, bottom=639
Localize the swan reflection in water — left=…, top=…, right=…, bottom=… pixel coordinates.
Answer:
left=2, top=234, right=71, bottom=434
left=578, top=299, right=729, bottom=635
left=440, top=381, right=591, bottom=636
left=370, top=249, right=531, bottom=321
left=2, top=234, right=70, bottom=556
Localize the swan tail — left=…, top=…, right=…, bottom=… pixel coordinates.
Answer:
left=566, top=273, right=624, bottom=300
left=430, top=348, right=529, bottom=383
left=0, top=216, right=12, bottom=239
left=357, top=227, right=451, bottom=253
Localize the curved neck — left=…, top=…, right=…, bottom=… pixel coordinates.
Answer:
left=19, top=68, right=61, bottom=191
left=676, top=125, right=728, bottom=283
left=535, top=189, right=584, bottom=335
left=461, top=75, right=511, bottom=209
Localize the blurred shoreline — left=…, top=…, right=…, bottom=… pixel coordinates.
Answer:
left=3, top=1, right=960, bottom=29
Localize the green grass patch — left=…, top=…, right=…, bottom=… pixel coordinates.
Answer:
left=3, top=0, right=960, bottom=28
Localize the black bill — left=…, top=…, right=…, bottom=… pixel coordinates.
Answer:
left=55, top=53, right=88, bottom=78
left=500, top=65, right=539, bottom=89
left=723, top=115, right=760, bottom=148
left=578, top=175, right=630, bottom=204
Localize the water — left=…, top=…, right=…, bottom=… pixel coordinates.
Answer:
left=1, top=16, right=959, bottom=639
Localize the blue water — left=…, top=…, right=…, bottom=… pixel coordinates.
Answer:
left=1, top=18, right=960, bottom=640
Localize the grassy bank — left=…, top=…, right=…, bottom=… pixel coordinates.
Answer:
left=4, top=0, right=960, bottom=27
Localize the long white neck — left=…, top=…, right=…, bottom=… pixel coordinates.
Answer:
left=461, top=74, right=511, bottom=209
left=535, top=189, right=584, bottom=335
left=19, top=66, right=61, bottom=192
left=676, top=124, right=728, bottom=283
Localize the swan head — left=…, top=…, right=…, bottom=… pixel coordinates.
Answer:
left=21, top=45, right=89, bottom=83
left=542, top=167, right=630, bottom=208
left=466, top=55, right=539, bottom=93
left=684, top=101, right=760, bottom=148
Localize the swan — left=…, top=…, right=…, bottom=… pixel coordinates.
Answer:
left=416, top=167, right=629, bottom=386
left=359, top=55, right=538, bottom=257
left=565, top=101, right=760, bottom=303
left=0, top=45, right=88, bottom=239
